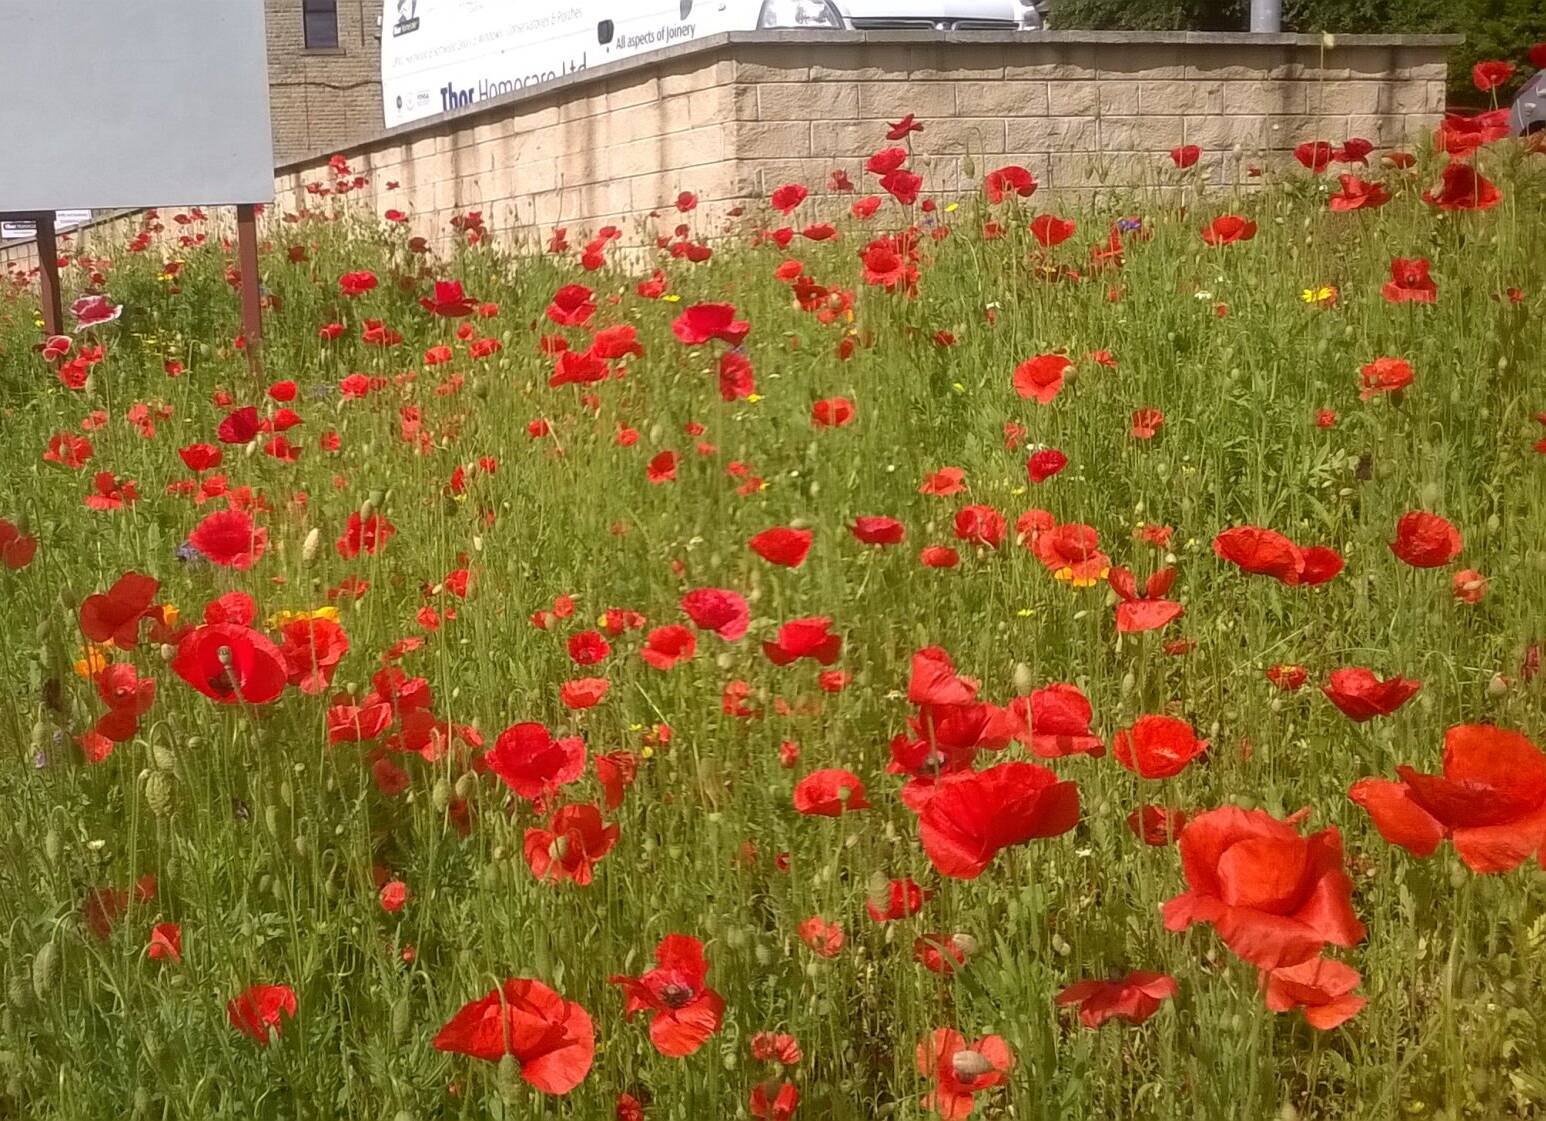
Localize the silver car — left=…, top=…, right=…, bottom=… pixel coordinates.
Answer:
left=1512, top=70, right=1544, bottom=135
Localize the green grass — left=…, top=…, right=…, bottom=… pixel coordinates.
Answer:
left=1, top=143, right=1544, bottom=1121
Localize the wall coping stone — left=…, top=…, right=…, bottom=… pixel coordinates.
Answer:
left=274, top=29, right=1463, bottom=173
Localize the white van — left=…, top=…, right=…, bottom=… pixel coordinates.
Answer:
left=382, top=0, right=1045, bottom=128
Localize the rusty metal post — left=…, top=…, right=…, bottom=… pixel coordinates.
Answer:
left=235, top=202, right=263, bottom=373
left=30, top=211, right=64, bottom=337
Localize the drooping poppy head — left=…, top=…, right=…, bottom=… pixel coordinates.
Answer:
left=1322, top=667, right=1421, bottom=722
left=792, top=768, right=869, bottom=816
left=1422, top=161, right=1502, bottom=211
left=917, top=761, right=1079, bottom=879
left=1055, top=970, right=1179, bottom=1028
left=748, top=526, right=813, bottom=568
left=851, top=515, right=906, bottom=546
left=1389, top=511, right=1462, bottom=568
left=1113, top=715, right=1208, bottom=779
left=433, top=978, right=595, bottom=1093
left=1263, top=957, right=1366, bottom=1030
left=226, top=984, right=297, bottom=1046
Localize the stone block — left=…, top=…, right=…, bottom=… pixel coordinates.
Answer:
left=856, top=81, right=957, bottom=120
left=1004, top=116, right=1100, bottom=152
left=953, top=80, right=1049, bottom=118
left=909, top=43, right=1005, bottom=80
left=1097, top=81, right=1142, bottom=116
left=1101, top=115, right=1184, bottom=150
left=1002, top=42, right=1100, bottom=79
left=757, top=82, right=861, bottom=121
left=810, top=44, right=911, bottom=81
left=1304, top=81, right=1384, bottom=117
left=909, top=118, right=1009, bottom=156
left=658, top=59, right=735, bottom=96
left=736, top=120, right=814, bottom=159
left=1179, top=114, right=1270, bottom=152
left=1139, top=79, right=1225, bottom=116
left=1219, top=81, right=1307, bottom=117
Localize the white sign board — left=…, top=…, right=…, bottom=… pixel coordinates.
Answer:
left=382, top=0, right=758, bottom=129
left=1, top=211, right=93, bottom=243
left=0, top=1, right=274, bottom=211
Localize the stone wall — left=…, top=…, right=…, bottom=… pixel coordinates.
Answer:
left=270, top=31, right=1454, bottom=249
left=265, top=0, right=385, bottom=162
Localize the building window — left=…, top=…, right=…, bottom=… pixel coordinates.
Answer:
left=303, top=0, right=340, bottom=49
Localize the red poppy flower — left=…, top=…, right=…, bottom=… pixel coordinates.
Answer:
left=673, top=303, right=750, bottom=346
left=913, top=932, right=972, bottom=974
left=984, top=165, right=1036, bottom=203
left=764, top=617, right=842, bottom=666
left=336, top=512, right=396, bottom=559
left=277, top=616, right=350, bottom=694
left=851, top=515, right=905, bottom=545
left=866, top=147, right=908, bottom=175
left=485, top=722, right=586, bottom=801
left=227, top=984, right=297, bottom=1046
left=81, top=573, right=160, bottom=649
left=1113, top=715, right=1208, bottom=779
left=797, top=916, right=845, bottom=956
left=919, top=545, right=959, bottom=569
left=1055, top=971, right=1179, bottom=1028
left=171, top=623, right=288, bottom=705
left=1422, top=161, right=1502, bottom=211
left=44, top=431, right=93, bottom=469
left=1328, top=174, right=1391, bottom=211
left=591, top=323, right=643, bottom=360
left=568, top=630, right=611, bottom=666
left=0, top=518, right=39, bottom=570
left=636, top=623, right=694, bottom=669
left=1130, top=408, right=1165, bottom=439
left=546, top=283, right=596, bottom=327
left=339, top=271, right=377, bottom=296
left=1390, top=511, right=1461, bottom=568
left=1471, top=59, right=1515, bottom=91
left=886, top=113, right=923, bottom=139
left=880, top=168, right=923, bottom=205
left=1294, top=140, right=1335, bottom=172
left=679, top=587, right=750, bottom=641
left=1211, top=526, right=1303, bottom=582
left=1322, top=667, right=1421, bottom=722
left=917, top=761, right=1079, bottom=879
left=919, top=466, right=966, bottom=496
left=433, top=978, right=595, bottom=1093
left=1026, top=449, right=1067, bottom=484
left=953, top=505, right=1005, bottom=549
left=749, top=526, right=813, bottom=568
left=1263, top=958, right=1365, bottom=1029
left=1359, top=356, right=1414, bottom=399
left=1033, top=522, right=1110, bottom=586
left=811, top=396, right=855, bottom=428
left=1382, top=257, right=1437, bottom=303
left=645, top=450, right=678, bottom=485
left=1452, top=568, right=1488, bottom=604
left=1127, top=805, right=1188, bottom=845
left=1108, top=566, right=1183, bottom=633
left=1029, top=214, right=1076, bottom=247
left=148, top=922, right=181, bottom=963
left=1350, top=723, right=1546, bottom=873
left=524, top=803, right=619, bottom=885
left=866, top=876, right=931, bottom=921
left=1170, top=144, right=1200, bottom=168
left=1201, top=215, right=1257, bottom=246
left=1266, top=664, right=1309, bottom=692
left=420, top=279, right=476, bottom=317
left=793, top=768, right=869, bottom=816
left=861, top=238, right=915, bottom=290
left=750, top=1081, right=800, bottom=1121
left=610, top=934, right=725, bottom=1058
left=916, top=1028, right=1012, bottom=1120
left=1163, top=806, right=1366, bottom=969
left=770, top=183, right=808, bottom=214
left=1011, top=683, right=1103, bottom=758
left=189, top=508, right=267, bottom=570
left=1012, top=353, right=1070, bottom=404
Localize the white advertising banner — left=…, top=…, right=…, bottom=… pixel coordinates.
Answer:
left=381, top=0, right=758, bottom=129
left=1, top=211, right=93, bottom=243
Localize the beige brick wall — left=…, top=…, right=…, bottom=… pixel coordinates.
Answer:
left=266, top=0, right=385, bottom=162
left=3, top=33, right=1456, bottom=271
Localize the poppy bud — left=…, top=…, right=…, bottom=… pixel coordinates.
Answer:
left=961, top=154, right=976, bottom=178
left=1012, top=662, right=1034, bottom=694
left=144, top=771, right=174, bottom=817
left=44, top=828, right=59, bottom=864
left=293, top=833, right=310, bottom=858
left=952, top=1049, right=995, bottom=1080
left=359, top=498, right=376, bottom=522
left=151, top=743, right=177, bottom=771
left=301, top=528, right=321, bottom=562
left=391, top=997, right=412, bottom=1043
left=454, top=773, right=476, bottom=799
left=1485, top=514, right=1500, bottom=534
left=9, top=973, right=31, bottom=1012
left=431, top=778, right=451, bottom=811
left=1121, top=671, right=1136, bottom=695
left=755, top=942, right=775, bottom=966
left=31, top=943, right=57, bottom=1000
left=1487, top=673, right=1510, bottom=697
left=950, top=933, right=979, bottom=956
left=1051, top=933, right=1071, bottom=956
left=1420, top=483, right=1443, bottom=506
left=30, top=721, right=47, bottom=750
left=159, top=643, right=176, bottom=663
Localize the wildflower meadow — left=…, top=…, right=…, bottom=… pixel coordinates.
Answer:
left=1, top=89, right=1545, bottom=1121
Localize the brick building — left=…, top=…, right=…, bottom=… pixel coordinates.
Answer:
left=265, top=0, right=385, bottom=162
